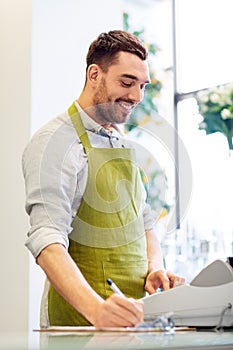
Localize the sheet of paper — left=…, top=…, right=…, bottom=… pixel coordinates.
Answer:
left=34, top=326, right=196, bottom=333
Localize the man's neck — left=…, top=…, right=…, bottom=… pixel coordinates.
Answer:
left=76, top=96, right=112, bottom=128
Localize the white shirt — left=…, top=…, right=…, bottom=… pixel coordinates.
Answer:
left=22, top=102, right=155, bottom=258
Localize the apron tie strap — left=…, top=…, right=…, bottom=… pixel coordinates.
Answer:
left=68, top=103, right=92, bottom=154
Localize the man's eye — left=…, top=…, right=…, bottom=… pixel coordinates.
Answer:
left=121, top=81, right=132, bottom=87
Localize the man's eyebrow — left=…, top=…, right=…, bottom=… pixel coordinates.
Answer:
left=121, top=73, right=150, bottom=84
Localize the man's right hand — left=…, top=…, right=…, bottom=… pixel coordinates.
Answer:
left=93, top=294, right=144, bottom=328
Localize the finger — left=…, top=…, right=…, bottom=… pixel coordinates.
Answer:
left=116, top=295, right=144, bottom=318
left=145, top=282, right=157, bottom=294
left=173, top=277, right=186, bottom=287
left=155, top=270, right=170, bottom=291
left=112, top=295, right=144, bottom=325
left=160, top=273, right=170, bottom=290
left=167, top=274, right=185, bottom=288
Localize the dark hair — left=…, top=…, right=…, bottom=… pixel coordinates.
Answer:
left=86, top=30, right=148, bottom=73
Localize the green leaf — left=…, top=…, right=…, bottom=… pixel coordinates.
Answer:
left=123, top=12, right=129, bottom=31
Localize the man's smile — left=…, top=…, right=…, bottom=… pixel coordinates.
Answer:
left=117, top=100, right=137, bottom=113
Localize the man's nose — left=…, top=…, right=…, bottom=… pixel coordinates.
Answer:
left=127, top=86, right=144, bottom=103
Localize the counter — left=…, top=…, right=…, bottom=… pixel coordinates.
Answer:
left=1, top=328, right=233, bottom=350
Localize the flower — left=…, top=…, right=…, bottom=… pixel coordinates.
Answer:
left=196, top=83, right=233, bottom=150
left=221, top=108, right=231, bottom=120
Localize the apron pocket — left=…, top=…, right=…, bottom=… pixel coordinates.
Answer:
left=103, top=259, right=148, bottom=299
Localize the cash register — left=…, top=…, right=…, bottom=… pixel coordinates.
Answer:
left=143, top=259, right=233, bottom=328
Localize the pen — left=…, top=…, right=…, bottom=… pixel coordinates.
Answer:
left=107, top=278, right=125, bottom=297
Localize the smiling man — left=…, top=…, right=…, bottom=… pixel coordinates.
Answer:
left=22, top=30, right=184, bottom=328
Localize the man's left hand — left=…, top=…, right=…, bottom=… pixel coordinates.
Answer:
left=145, top=269, right=185, bottom=294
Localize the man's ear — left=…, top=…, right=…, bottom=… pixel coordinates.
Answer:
left=87, top=64, right=101, bottom=85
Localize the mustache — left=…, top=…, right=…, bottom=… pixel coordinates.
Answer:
left=115, top=98, right=136, bottom=105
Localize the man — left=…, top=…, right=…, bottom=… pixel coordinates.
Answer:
left=22, top=30, right=185, bottom=328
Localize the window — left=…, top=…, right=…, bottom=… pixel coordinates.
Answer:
left=124, top=0, right=233, bottom=281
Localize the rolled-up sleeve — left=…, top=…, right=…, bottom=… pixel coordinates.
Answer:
left=142, top=202, right=156, bottom=231
left=22, top=115, right=86, bottom=258
left=140, top=181, right=156, bottom=231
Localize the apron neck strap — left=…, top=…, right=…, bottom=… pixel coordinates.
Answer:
left=68, top=102, right=92, bottom=154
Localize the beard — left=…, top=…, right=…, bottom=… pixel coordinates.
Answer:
left=92, top=78, right=133, bottom=125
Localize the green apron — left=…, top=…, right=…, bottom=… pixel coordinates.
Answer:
left=48, top=103, right=148, bottom=326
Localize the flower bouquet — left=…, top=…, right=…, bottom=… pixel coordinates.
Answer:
left=196, top=83, right=233, bottom=151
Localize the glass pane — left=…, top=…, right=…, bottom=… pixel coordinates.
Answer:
left=175, top=0, right=233, bottom=92
left=175, top=97, right=233, bottom=281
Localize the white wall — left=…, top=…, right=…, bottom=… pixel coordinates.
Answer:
left=0, top=0, right=123, bottom=333
left=0, top=0, right=32, bottom=333
left=31, top=0, right=124, bottom=133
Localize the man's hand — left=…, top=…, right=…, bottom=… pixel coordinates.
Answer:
left=93, top=294, right=144, bottom=328
left=145, top=269, right=185, bottom=294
